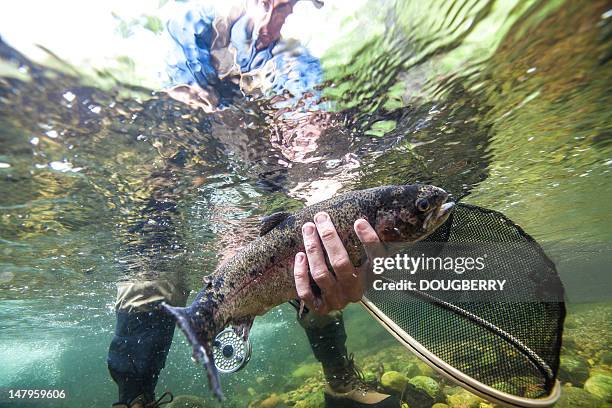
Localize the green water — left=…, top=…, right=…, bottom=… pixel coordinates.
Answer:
left=0, top=0, right=610, bottom=407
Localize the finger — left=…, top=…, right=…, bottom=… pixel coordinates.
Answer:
left=354, top=219, right=386, bottom=291
left=293, top=252, right=315, bottom=308
left=354, top=218, right=385, bottom=260
left=302, top=222, right=336, bottom=296
left=311, top=214, right=349, bottom=311
left=313, top=212, right=354, bottom=283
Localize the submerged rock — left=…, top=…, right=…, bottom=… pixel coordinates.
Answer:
left=556, top=385, right=603, bottom=408
left=588, top=366, right=612, bottom=379
left=293, top=390, right=325, bottom=408
left=284, top=377, right=326, bottom=407
left=583, top=373, right=612, bottom=402
left=414, top=361, right=435, bottom=377
left=443, top=386, right=464, bottom=396
left=408, top=376, right=440, bottom=399
left=381, top=371, right=409, bottom=393
left=600, top=350, right=612, bottom=365
left=446, top=389, right=483, bottom=408
left=291, top=363, right=322, bottom=380
left=559, top=354, right=590, bottom=385
left=167, top=395, right=208, bottom=408
left=253, top=393, right=283, bottom=408
left=402, top=383, right=435, bottom=408
left=401, top=362, right=422, bottom=378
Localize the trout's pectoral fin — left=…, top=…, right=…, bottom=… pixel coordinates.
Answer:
left=231, top=316, right=255, bottom=341
left=161, top=303, right=224, bottom=401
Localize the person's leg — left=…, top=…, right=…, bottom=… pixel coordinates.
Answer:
left=107, top=151, right=192, bottom=407
left=108, top=280, right=189, bottom=407
left=295, top=304, right=400, bottom=408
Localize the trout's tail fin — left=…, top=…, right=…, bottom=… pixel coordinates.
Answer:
left=161, top=303, right=224, bottom=401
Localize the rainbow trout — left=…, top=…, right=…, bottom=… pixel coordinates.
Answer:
left=163, top=184, right=454, bottom=400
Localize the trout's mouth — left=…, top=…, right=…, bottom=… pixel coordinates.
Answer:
left=423, top=199, right=455, bottom=232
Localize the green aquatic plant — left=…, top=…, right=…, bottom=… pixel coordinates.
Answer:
left=361, top=369, right=378, bottom=385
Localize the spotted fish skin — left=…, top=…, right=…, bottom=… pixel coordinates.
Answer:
left=163, top=184, right=452, bottom=400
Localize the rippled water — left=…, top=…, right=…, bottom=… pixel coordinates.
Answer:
left=0, top=0, right=610, bottom=407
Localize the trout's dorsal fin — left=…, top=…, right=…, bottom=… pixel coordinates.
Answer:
left=260, top=211, right=291, bottom=236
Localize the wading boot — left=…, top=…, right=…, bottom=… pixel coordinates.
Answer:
left=108, top=306, right=176, bottom=408
left=111, top=391, right=173, bottom=408
left=323, top=354, right=400, bottom=408
left=298, top=309, right=400, bottom=408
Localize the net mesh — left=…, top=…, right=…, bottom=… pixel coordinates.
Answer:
left=364, top=203, right=565, bottom=399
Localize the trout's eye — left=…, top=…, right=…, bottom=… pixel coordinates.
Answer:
left=416, top=198, right=430, bottom=212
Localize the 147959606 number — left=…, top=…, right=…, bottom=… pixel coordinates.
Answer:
left=7, top=389, right=66, bottom=399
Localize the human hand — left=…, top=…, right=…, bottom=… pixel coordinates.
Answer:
left=293, top=212, right=381, bottom=315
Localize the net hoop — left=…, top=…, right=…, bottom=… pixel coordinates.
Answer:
left=360, top=298, right=561, bottom=408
